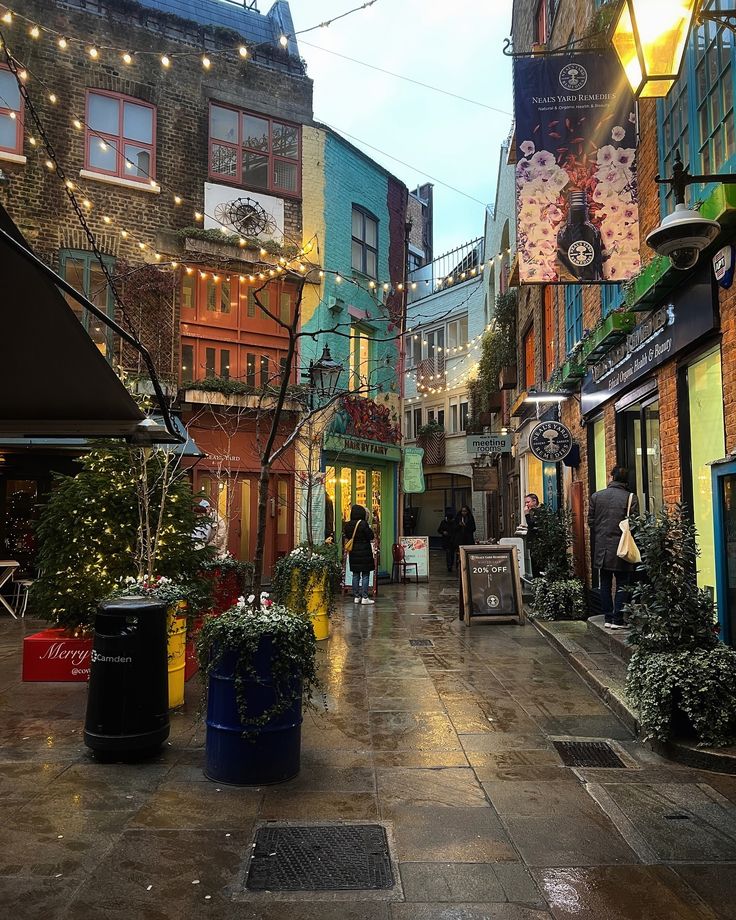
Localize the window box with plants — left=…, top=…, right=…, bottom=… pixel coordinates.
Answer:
left=581, top=311, right=636, bottom=365
left=271, top=543, right=342, bottom=641
left=560, top=352, right=586, bottom=387
left=417, top=421, right=446, bottom=466
left=196, top=595, right=320, bottom=785
left=499, top=364, right=517, bottom=391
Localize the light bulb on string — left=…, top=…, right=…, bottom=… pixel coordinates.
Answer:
left=201, top=55, right=211, bottom=70
left=1, top=11, right=12, bottom=25
left=30, top=26, right=40, bottom=39
left=239, top=45, right=248, bottom=58
left=122, top=52, right=133, bottom=64
left=88, top=47, right=99, bottom=59
left=279, top=35, right=289, bottom=47
left=58, top=37, right=68, bottom=49
left=161, top=55, right=171, bottom=68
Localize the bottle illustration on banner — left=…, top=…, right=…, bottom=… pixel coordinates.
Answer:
left=556, top=189, right=604, bottom=281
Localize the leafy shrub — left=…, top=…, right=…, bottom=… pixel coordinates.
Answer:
left=271, top=543, right=342, bottom=617
left=531, top=576, right=587, bottom=621
left=529, top=504, right=574, bottom=579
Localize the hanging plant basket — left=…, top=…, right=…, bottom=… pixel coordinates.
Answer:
left=418, top=429, right=446, bottom=465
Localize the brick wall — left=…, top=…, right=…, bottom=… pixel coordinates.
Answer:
left=4, top=0, right=313, bottom=380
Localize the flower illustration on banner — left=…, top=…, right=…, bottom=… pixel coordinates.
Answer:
left=611, top=126, right=626, bottom=142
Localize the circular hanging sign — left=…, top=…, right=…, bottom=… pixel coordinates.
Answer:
left=529, top=420, right=573, bottom=462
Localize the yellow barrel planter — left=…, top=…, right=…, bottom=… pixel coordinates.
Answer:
left=306, top=572, right=329, bottom=641
left=167, top=600, right=188, bottom=709
left=274, top=546, right=341, bottom=643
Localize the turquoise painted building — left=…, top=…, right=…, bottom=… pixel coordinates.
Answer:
left=300, top=125, right=407, bottom=571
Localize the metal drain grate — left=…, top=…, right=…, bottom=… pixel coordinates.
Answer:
left=409, top=639, right=433, bottom=647
left=553, top=740, right=626, bottom=768
left=246, top=825, right=394, bottom=891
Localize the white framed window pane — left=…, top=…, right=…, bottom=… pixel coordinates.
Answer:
left=365, top=217, right=377, bottom=248
left=449, top=322, right=458, bottom=349
left=88, top=93, right=119, bottom=134
left=89, top=136, right=118, bottom=171
left=123, top=102, right=153, bottom=144
left=273, top=160, right=297, bottom=191
left=352, top=240, right=363, bottom=271
left=243, top=113, right=269, bottom=151
left=280, top=293, right=290, bottom=323
left=450, top=403, right=458, bottom=434
left=0, top=113, right=16, bottom=148
left=365, top=249, right=377, bottom=278
left=124, top=144, right=150, bottom=178
left=273, top=122, right=298, bottom=158
left=211, top=143, right=237, bottom=176
left=0, top=70, right=20, bottom=111
left=352, top=208, right=363, bottom=240
left=210, top=105, right=238, bottom=143
left=404, top=411, right=412, bottom=439
left=460, top=401, right=468, bottom=431
left=182, top=275, right=195, bottom=309
left=244, top=151, right=269, bottom=188
left=460, top=315, right=468, bottom=345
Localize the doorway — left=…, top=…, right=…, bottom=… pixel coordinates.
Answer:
left=325, top=462, right=393, bottom=571
left=617, top=396, right=663, bottom=514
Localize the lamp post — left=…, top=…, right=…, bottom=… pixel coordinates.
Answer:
left=305, top=345, right=343, bottom=409
left=610, top=1, right=736, bottom=99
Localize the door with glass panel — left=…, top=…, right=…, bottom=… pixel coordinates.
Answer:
left=618, top=397, right=663, bottom=514
left=325, top=463, right=390, bottom=571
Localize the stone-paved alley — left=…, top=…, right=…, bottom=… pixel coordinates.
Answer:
left=2, top=558, right=736, bottom=918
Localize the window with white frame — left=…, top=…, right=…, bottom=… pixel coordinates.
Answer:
left=349, top=323, right=371, bottom=391
left=460, top=399, right=469, bottom=432
left=351, top=206, right=378, bottom=278
left=412, top=406, right=422, bottom=439
left=427, top=405, right=445, bottom=428
left=448, top=316, right=468, bottom=351
left=449, top=398, right=459, bottom=434
left=404, top=410, right=412, bottom=440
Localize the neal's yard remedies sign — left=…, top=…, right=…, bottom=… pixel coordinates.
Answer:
left=514, top=51, right=640, bottom=284
left=459, top=545, right=524, bottom=627
left=581, top=268, right=718, bottom=416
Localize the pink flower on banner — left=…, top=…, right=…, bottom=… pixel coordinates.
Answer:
left=611, top=126, right=626, bottom=142
left=520, top=140, right=535, bottom=156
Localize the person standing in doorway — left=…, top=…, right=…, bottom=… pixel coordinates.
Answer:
left=344, top=504, right=375, bottom=606
left=437, top=507, right=456, bottom=573
left=454, top=505, right=476, bottom=551
left=588, top=467, right=639, bottom=629
left=524, top=493, right=541, bottom=577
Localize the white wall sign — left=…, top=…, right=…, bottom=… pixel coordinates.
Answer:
left=204, top=182, right=284, bottom=241
left=400, top=536, right=430, bottom=581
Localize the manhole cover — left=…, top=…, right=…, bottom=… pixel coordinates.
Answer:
left=409, top=639, right=433, bottom=647
left=246, top=825, right=394, bottom=891
left=553, top=740, right=626, bottom=768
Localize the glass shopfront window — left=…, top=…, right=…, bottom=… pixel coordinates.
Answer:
left=618, top=396, right=663, bottom=514
left=324, top=460, right=393, bottom=572
left=592, top=416, right=607, bottom=492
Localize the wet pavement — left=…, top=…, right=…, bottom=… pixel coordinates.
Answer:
left=2, top=554, right=736, bottom=918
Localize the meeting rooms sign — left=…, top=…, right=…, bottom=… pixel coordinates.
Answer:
left=466, top=434, right=512, bottom=455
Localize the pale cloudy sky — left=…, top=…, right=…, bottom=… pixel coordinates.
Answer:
left=285, top=0, right=514, bottom=257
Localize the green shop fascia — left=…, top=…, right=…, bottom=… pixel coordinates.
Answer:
left=323, top=432, right=401, bottom=575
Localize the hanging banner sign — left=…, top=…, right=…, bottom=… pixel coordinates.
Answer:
left=402, top=446, right=426, bottom=493
left=529, top=421, right=573, bottom=462
left=466, top=433, right=512, bottom=455
left=513, top=50, right=641, bottom=285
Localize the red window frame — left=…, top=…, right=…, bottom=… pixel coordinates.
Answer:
left=208, top=101, right=301, bottom=197
left=534, top=0, right=547, bottom=44
left=543, top=286, right=555, bottom=380
left=524, top=325, right=536, bottom=390
left=0, top=64, right=23, bottom=155
left=84, top=89, right=156, bottom=182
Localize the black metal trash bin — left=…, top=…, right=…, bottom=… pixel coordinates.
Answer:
left=84, top=598, right=170, bottom=757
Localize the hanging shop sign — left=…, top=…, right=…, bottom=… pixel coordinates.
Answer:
left=529, top=421, right=573, bottom=462
left=513, top=50, right=640, bottom=285
left=324, top=432, right=402, bottom=462
left=472, top=461, right=500, bottom=493
left=714, top=245, right=735, bottom=290
left=402, top=446, right=426, bottom=493
left=581, top=268, right=717, bottom=416
left=459, top=545, right=524, bottom=626
left=466, top=433, right=512, bottom=455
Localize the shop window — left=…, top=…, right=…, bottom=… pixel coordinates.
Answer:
left=590, top=416, right=607, bottom=493
left=0, top=65, right=23, bottom=155
left=543, top=286, right=555, bottom=379
left=565, top=284, right=583, bottom=354
left=60, top=249, right=115, bottom=358
left=349, top=323, right=371, bottom=391
left=523, top=325, right=536, bottom=390
left=181, top=344, right=194, bottom=384
left=684, top=349, right=725, bottom=598
left=351, top=206, right=378, bottom=278
left=85, top=90, right=155, bottom=182
left=618, top=398, right=663, bottom=515
left=209, top=102, right=300, bottom=195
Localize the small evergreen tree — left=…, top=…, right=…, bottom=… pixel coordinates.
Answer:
left=530, top=504, right=573, bottom=579
left=32, top=444, right=207, bottom=630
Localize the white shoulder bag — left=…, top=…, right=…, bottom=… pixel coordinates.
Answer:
left=617, top=493, right=641, bottom=564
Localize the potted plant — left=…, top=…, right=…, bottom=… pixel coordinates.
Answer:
left=626, top=505, right=736, bottom=747
left=271, top=543, right=342, bottom=640
left=530, top=576, right=586, bottom=620
left=528, top=506, right=587, bottom=620
left=200, top=555, right=255, bottom=615
left=417, top=421, right=446, bottom=465
left=196, top=595, right=320, bottom=785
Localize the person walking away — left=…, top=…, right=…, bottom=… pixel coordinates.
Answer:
left=524, top=493, right=541, bottom=577
left=343, top=504, right=375, bottom=605
left=588, top=466, right=639, bottom=629
left=438, top=507, right=456, bottom=573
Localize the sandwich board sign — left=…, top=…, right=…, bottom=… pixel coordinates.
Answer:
left=458, top=544, right=524, bottom=627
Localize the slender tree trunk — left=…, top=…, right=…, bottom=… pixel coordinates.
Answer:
left=252, top=462, right=272, bottom=598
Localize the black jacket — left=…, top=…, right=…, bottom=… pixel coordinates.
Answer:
left=437, top=517, right=455, bottom=549
left=344, top=519, right=375, bottom=574
left=588, top=481, right=639, bottom=571
left=454, top=512, right=476, bottom=547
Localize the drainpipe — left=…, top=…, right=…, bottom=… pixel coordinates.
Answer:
left=398, top=216, right=412, bottom=541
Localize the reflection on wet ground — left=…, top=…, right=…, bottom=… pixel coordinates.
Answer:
left=1, top=553, right=736, bottom=918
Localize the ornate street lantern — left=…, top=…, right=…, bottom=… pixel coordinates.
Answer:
left=612, top=0, right=698, bottom=98
left=309, top=346, right=343, bottom=399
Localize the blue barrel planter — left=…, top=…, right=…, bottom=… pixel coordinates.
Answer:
left=204, top=637, right=302, bottom=785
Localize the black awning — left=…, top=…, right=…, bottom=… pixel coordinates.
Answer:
left=0, top=203, right=156, bottom=439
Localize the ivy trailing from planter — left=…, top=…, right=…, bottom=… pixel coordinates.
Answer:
left=417, top=421, right=445, bottom=437
left=183, top=375, right=308, bottom=399
left=271, top=543, right=343, bottom=617
left=468, top=291, right=517, bottom=424
left=530, top=576, right=586, bottom=621
left=175, top=228, right=299, bottom=260
left=196, top=600, right=320, bottom=735
left=625, top=504, right=736, bottom=746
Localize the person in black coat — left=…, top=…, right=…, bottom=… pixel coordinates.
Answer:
left=454, top=506, right=476, bottom=552
left=437, top=507, right=456, bottom=573
left=588, top=466, right=639, bottom=629
left=343, top=504, right=375, bottom=606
